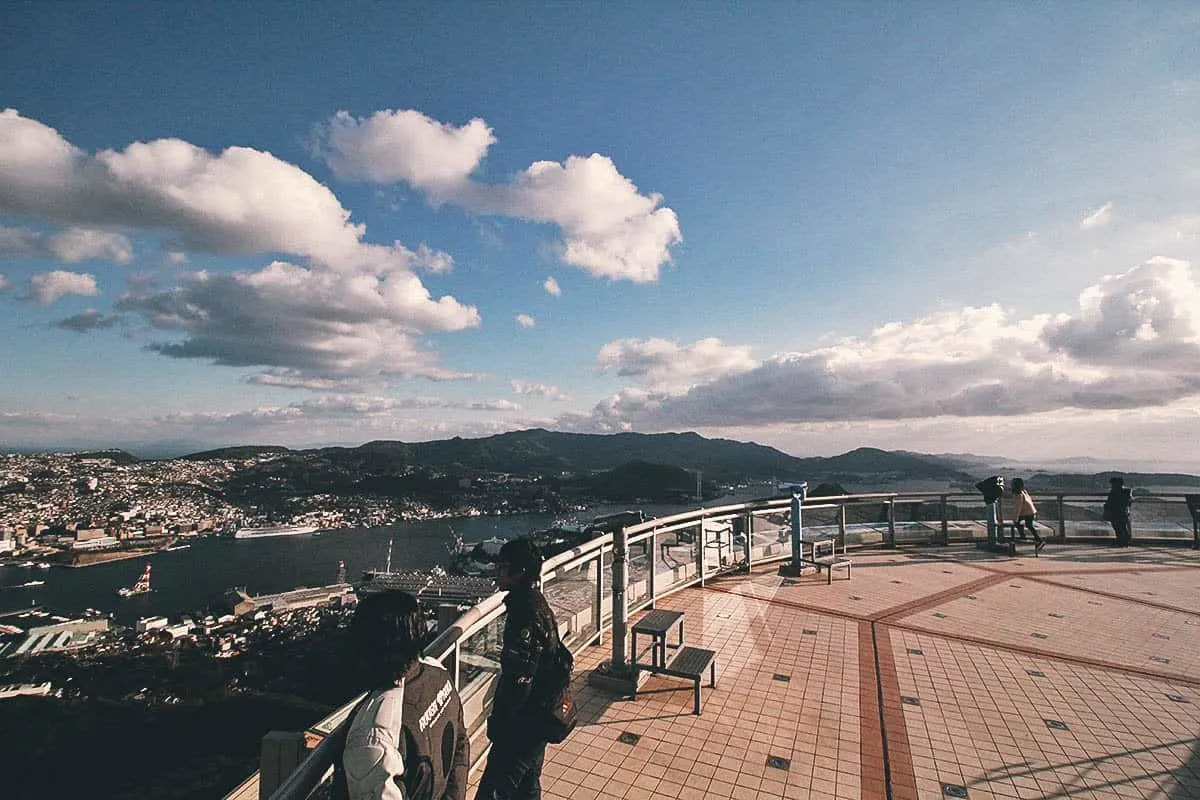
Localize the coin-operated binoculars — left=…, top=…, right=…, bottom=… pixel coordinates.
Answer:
left=779, top=482, right=809, bottom=576
left=975, top=476, right=1005, bottom=547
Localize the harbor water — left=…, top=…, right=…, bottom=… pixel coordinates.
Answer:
left=0, top=499, right=735, bottom=624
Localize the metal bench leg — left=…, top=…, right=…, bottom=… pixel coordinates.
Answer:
left=709, top=660, right=716, bottom=688
left=694, top=679, right=701, bottom=715
left=631, top=665, right=639, bottom=699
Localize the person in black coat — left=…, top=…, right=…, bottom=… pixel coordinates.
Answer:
left=1103, top=476, right=1134, bottom=547
left=476, top=538, right=559, bottom=800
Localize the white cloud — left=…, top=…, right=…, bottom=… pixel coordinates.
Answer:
left=319, top=109, right=681, bottom=283
left=0, top=108, right=460, bottom=279
left=49, top=227, right=134, bottom=264
left=511, top=380, right=569, bottom=401
left=246, top=370, right=369, bottom=393
left=165, top=250, right=189, bottom=265
left=0, top=109, right=481, bottom=380
left=469, top=399, right=523, bottom=411
left=28, top=270, right=99, bottom=305
left=1080, top=202, right=1114, bottom=230
left=460, top=154, right=681, bottom=283
left=516, top=313, right=536, bottom=329
left=0, top=274, right=9, bottom=292
left=543, top=276, right=561, bottom=297
left=596, top=337, right=759, bottom=392
left=566, top=259, right=1200, bottom=431
left=117, top=261, right=480, bottom=381
left=320, top=109, right=495, bottom=188
left=0, top=224, right=133, bottom=264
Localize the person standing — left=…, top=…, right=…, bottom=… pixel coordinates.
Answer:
left=337, top=590, right=468, bottom=800
left=477, top=538, right=559, bottom=800
left=1010, top=478, right=1045, bottom=554
left=1104, top=476, right=1134, bottom=547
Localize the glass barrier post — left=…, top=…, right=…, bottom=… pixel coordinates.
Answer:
left=1057, top=495, right=1066, bottom=542
left=744, top=512, right=753, bottom=570
left=939, top=495, right=948, bottom=545
left=886, top=497, right=896, bottom=547
left=648, top=529, right=657, bottom=607
left=838, top=504, right=847, bottom=549
left=594, top=552, right=604, bottom=646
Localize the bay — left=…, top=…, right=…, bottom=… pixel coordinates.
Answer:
left=0, top=498, right=739, bottom=624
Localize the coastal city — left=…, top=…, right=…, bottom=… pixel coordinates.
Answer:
left=0, top=444, right=646, bottom=712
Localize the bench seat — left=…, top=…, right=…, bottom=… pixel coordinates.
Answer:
left=632, top=645, right=717, bottom=715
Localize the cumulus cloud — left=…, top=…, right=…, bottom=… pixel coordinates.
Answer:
left=564, top=260, right=1200, bottom=431
left=246, top=370, right=369, bottom=393
left=543, top=276, right=561, bottom=297
left=157, top=394, right=522, bottom=430
left=0, top=109, right=481, bottom=381
left=511, top=380, right=569, bottom=401
left=0, top=274, right=9, bottom=292
left=319, top=109, right=681, bottom=282
left=596, top=337, right=759, bottom=392
left=27, top=270, right=99, bottom=305
left=117, top=261, right=479, bottom=381
left=0, top=109, right=449, bottom=273
left=54, top=309, right=122, bottom=332
left=320, top=109, right=495, bottom=189
left=0, top=224, right=133, bottom=264
left=516, top=313, right=535, bottom=329
left=1080, top=202, right=1114, bottom=230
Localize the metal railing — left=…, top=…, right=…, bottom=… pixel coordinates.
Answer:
left=251, top=489, right=1198, bottom=800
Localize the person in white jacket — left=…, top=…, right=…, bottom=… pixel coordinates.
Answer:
left=1009, top=478, right=1045, bottom=554
left=335, top=591, right=468, bottom=800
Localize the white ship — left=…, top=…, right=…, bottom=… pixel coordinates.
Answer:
left=233, top=524, right=319, bottom=540
left=118, top=564, right=152, bottom=597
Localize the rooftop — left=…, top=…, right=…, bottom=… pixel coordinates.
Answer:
left=484, top=544, right=1200, bottom=800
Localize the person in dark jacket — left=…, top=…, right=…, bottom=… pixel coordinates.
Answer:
left=1104, top=476, right=1134, bottom=547
left=476, top=538, right=559, bottom=800
left=339, top=590, right=469, bottom=800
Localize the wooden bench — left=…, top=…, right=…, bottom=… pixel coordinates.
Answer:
left=811, top=538, right=852, bottom=583
left=632, top=645, right=717, bottom=715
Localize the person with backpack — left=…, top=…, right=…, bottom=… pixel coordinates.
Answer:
left=336, top=590, right=468, bottom=800
left=1103, top=475, right=1134, bottom=547
left=476, top=538, right=567, bottom=800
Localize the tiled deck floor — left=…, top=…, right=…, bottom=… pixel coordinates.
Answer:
left=469, top=544, right=1200, bottom=800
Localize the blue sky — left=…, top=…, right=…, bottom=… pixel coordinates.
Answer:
left=3, top=3, right=1200, bottom=466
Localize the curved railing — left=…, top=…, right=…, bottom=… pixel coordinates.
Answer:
left=246, top=489, right=1198, bottom=800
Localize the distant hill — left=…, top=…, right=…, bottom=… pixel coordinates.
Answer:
left=72, top=449, right=139, bottom=465
left=339, top=431, right=978, bottom=484
left=1026, top=471, right=1200, bottom=493
left=182, top=445, right=293, bottom=461
left=571, top=459, right=719, bottom=502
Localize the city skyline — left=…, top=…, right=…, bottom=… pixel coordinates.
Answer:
left=3, top=4, right=1200, bottom=467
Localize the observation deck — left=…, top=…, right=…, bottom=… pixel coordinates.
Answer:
left=234, top=490, right=1200, bottom=800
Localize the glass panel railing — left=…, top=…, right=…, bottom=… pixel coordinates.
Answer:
left=456, top=611, right=505, bottom=741
left=599, top=547, right=614, bottom=627
left=627, top=533, right=653, bottom=610
left=700, top=515, right=739, bottom=575
left=653, top=521, right=702, bottom=596
left=542, top=553, right=600, bottom=653
left=748, top=509, right=789, bottom=562
left=890, top=497, right=944, bottom=544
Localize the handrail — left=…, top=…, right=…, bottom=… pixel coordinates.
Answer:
left=255, top=487, right=1199, bottom=800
